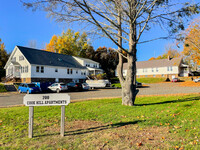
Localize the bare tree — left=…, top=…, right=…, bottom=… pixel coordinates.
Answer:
left=28, top=40, right=37, bottom=48
left=23, top=0, right=200, bottom=106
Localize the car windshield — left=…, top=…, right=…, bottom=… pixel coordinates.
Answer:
left=28, top=84, right=37, bottom=87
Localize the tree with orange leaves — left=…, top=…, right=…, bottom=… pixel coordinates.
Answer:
left=45, top=29, right=89, bottom=57
left=183, top=18, right=200, bottom=70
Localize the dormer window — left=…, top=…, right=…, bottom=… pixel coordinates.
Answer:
left=19, top=56, right=24, bottom=61
left=12, top=57, right=16, bottom=62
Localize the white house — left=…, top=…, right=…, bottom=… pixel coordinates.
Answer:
left=116, top=57, right=191, bottom=79
left=4, top=46, right=103, bottom=83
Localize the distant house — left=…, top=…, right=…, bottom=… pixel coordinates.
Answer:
left=4, top=46, right=103, bottom=83
left=116, top=57, right=191, bottom=79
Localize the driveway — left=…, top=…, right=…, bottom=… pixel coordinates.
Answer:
left=0, top=82, right=200, bottom=107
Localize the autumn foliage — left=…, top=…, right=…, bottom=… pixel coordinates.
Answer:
left=183, top=18, right=200, bottom=70
left=45, top=29, right=89, bottom=57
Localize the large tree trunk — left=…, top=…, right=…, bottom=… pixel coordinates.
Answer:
left=121, top=54, right=138, bottom=106
left=118, top=0, right=138, bottom=106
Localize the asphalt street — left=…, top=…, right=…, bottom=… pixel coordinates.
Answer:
left=1, top=83, right=200, bottom=107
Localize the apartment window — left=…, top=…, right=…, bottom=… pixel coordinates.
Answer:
left=22, top=67, right=25, bottom=73
left=36, top=66, right=40, bottom=72
left=25, top=66, right=28, bottom=73
left=41, top=66, right=44, bottom=73
left=12, top=57, right=16, bottom=62
left=19, top=56, right=24, bottom=61
left=55, top=68, right=58, bottom=72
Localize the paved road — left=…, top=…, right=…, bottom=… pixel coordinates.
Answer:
left=1, top=83, right=200, bottom=107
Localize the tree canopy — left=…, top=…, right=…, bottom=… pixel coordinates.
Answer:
left=0, top=38, right=9, bottom=80
left=46, top=29, right=89, bottom=57
left=183, top=18, right=200, bottom=70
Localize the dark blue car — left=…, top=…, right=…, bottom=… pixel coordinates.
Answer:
left=18, top=83, right=41, bottom=94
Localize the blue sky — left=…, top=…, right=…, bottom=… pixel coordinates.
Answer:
left=0, top=1, right=199, bottom=61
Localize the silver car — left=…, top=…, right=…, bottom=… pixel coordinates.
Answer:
left=193, top=78, right=200, bottom=83
left=48, top=83, right=68, bottom=93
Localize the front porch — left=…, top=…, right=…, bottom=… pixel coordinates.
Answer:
left=6, top=62, right=21, bottom=82
left=179, top=64, right=191, bottom=77
left=87, top=67, right=103, bottom=75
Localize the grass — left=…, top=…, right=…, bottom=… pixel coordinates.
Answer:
left=0, top=83, right=7, bottom=92
left=137, top=77, right=166, bottom=83
left=1, top=95, right=200, bottom=149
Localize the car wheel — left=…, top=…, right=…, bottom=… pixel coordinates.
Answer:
left=18, top=89, right=21, bottom=93
left=56, top=89, right=60, bottom=93
left=27, top=90, right=30, bottom=94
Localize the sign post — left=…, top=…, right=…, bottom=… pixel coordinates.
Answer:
left=23, top=93, right=70, bottom=138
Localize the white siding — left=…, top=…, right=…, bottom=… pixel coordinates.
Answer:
left=31, top=65, right=88, bottom=79
left=136, top=66, right=179, bottom=75
left=6, top=47, right=31, bottom=78
left=116, top=66, right=179, bottom=76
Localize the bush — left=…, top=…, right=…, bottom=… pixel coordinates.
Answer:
left=0, top=84, right=7, bottom=92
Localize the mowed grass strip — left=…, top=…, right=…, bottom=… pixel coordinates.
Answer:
left=1, top=95, right=200, bottom=149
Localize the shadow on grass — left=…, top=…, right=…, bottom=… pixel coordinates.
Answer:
left=34, top=120, right=143, bottom=137
left=135, top=96, right=200, bottom=106
left=64, top=120, right=143, bottom=136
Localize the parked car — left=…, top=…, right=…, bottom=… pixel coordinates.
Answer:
left=171, top=78, right=180, bottom=82
left=18, top=83, right=41, bottom=94
left=193, top=78, right=200, bottom=83
left=82, top=83, right=90, bottom=90
left=48, top=83, right=68, bottom=93
left=67, top=82, right=83, bottom=91
left=136, top=81, right=142, bottom=87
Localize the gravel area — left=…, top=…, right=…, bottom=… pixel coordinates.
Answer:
left=0, top=82, right=200, bottom=107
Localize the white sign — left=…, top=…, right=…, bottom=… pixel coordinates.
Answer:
left=23, top=94, right=70, bottom=106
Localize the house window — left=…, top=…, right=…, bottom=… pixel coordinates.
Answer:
left=167, top=67, right=169, bottom=71
left=76, top=70, right=78, bottom=74
left=19, top=56, right=24, bottom=61
left=153, top=75, right=156, bottom=77
left=12, top=57, right=16, bottom=62
left=22, top=67, right=25, bottom=73
left=170, top=66, right=173, bottom=71
left=145, top=75, right=148, bottom=77
left=162, top=74, right=164, bottom=77
left=152, top=68, right=154, bottom=72
left=41, top=66, right=44, bottom=73
left=36, top=66, right=40, bottom=72
left=55, top=68, right=58, bottom=72
left=70, top=69, right=73, bottom=74
left=156, top=68, right=158, bottom=72
left=25, top=66, right=28, bottom=73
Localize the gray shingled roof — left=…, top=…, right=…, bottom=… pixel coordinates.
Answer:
left=17, top=46, right=86, bottom=69
left=123, top=57, right=182, bottom=69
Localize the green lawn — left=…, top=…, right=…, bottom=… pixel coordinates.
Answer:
left=1, top=95, right=200, bottom=149
left=111, top=77, right=166, bottom=87
left=137, top=77, right=166, bottom=83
